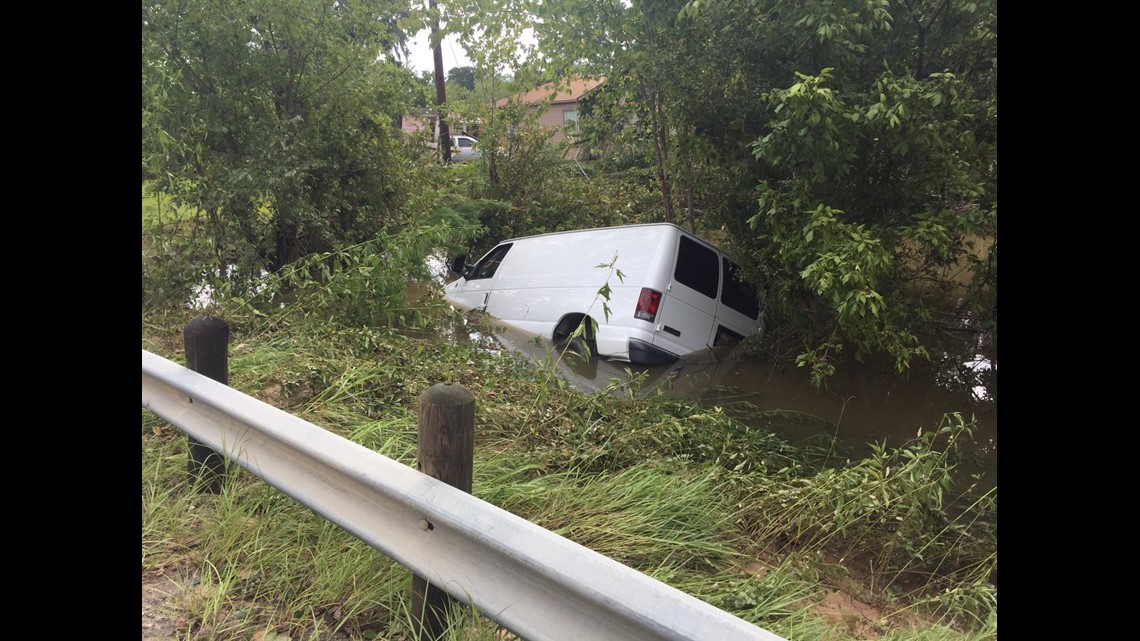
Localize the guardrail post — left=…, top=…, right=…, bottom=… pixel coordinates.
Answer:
left=412, top=382, right=475, bottom=641
left=183, top=316, right=230, bottom=493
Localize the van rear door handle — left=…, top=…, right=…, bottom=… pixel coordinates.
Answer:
left=481, top=292, right=489, bottom=310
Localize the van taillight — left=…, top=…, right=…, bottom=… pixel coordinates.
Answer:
left=635, top=288, right=662, bottom=322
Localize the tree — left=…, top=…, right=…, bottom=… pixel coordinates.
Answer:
left=527, top=0, right=692, bottom=223
left=729, top=0, right=998, bottom=382
left=468, top=0, right=997, bottom=383
left=447, top=65, right=476, bottom=90
left=444, top=0, right=542, bottom=184
left=142, top=0, right=420, bottom=274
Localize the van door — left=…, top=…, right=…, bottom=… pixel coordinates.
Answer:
left=655, top=235, right=722, bottom=353
left=449, top=243, right=513, bottom=311
left=712, top=257, right=762, bottom=345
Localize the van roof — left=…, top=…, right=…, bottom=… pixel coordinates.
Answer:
left=496, top=223, right=740, bottom=259
left=499, top=223, right=723, bottom=248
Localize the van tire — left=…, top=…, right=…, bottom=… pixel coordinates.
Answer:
left=565, top=336, right=594, bottom=361
left=554, top=315, right=597, bottom=362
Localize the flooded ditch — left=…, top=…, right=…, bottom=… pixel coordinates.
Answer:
left=446, top=311, right=996, bottom=492
left=191, top=257, right=995, bottom=492
left=427, top=255, right=993, bottom=492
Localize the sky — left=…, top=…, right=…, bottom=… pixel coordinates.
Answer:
left=405, top=28, right=473, bottom=75
left=403, top=27, right=538, bottom=76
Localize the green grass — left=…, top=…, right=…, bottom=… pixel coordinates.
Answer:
left=142, top=233, right=996, bottom=640
left=142, top=181, right=195, bottom=228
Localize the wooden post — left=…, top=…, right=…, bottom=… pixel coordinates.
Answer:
left=183, top=316, right=229, bottom=493
left=412, top=382, right=475, bottom=641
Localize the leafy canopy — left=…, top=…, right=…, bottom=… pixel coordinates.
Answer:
left=142, top=0, right=422, bottom=274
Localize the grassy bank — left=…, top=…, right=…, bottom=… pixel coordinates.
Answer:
left=142, top=175, right=995, bottom=639
left=141, top=232, right=996, bottom=640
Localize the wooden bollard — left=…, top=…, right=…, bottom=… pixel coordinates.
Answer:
left=411, top=382, right=475, bottom=641
left=183, top=316, right=229, bottom=493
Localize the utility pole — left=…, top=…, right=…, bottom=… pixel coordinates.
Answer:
left=430, top=0, right=451, bottom=163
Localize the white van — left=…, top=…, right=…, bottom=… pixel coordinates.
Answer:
left=444, top=223, right=763, bottom=364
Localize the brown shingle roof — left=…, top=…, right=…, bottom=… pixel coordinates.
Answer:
left=496, top=77, right=605, bottom=107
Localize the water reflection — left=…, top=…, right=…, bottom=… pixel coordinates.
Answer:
left=190, top=264, right=271, bottom=310
left=937, top=351, right=994, bottom=403
left=425, top=253, right=450, bottom=283
left=467, top=317, right=996, bottom=490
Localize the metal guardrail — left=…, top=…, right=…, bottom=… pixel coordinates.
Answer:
left=142, top=349, right=789, bottom=641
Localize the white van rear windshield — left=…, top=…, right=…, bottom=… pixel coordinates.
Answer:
left=721, top=257, right=760, bottom=319
left=674, top=236, right=719, bottom=298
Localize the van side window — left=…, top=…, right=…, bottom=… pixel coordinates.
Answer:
left=469, top=243, right=512, bottom=280
left=721, top=257, right=760, bottom=319
left=674, top=236, right=719, bottom=298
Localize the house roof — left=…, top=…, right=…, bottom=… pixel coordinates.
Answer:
left=496, top=77, right=605, bottom=108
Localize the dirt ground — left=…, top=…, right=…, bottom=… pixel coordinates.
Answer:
left=143, top=565, right=889, bottom=640
left=143, top=567, right=355, bottom=641
left=142, top=569, right=181, bottom=641
left=744, top=559, right=890, bottom=639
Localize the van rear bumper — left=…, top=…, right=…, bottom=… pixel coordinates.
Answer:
left=628, top=339, right=678, bottom=365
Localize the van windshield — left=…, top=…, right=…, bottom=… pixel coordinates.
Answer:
left=469, top=243, right=512, bottom=280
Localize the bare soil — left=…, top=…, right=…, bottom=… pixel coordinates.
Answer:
left=143, top=565, right=890, bottom=640
left=141, top=569, right=181, bottom=641
left=142, top=566, right=355, bottom=641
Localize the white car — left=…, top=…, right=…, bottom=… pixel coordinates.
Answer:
left=445, top=224, right=764, bottom=364
left=450, top=135, right=481, bottom=162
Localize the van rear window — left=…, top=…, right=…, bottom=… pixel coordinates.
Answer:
left=721, top=257, right=760, bottom=319
left=674, top=236, right=719, bottom=298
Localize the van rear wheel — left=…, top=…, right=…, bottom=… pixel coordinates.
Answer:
left=558, top=336, right=597, bottom=363
left=565, top=336, right=593, bottom=360
left=553, top=316, right=598, bottom=362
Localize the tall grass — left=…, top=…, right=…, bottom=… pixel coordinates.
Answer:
left=733, top=414, right=997, bottom=629
left=143, top=212, right=995, bottom=640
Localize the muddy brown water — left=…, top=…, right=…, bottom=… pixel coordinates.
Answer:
left=452, top=316, right=996, bottom=493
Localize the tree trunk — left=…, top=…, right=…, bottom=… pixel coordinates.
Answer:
left=488, top=74, right=499, bottom=186
left=650, top=91, right=674, bottom=224
left=272, top=198, right=302, bottom=271
left=686, top=180, right=696, bottom=235
left=906, top=0, right=950, bottom=80
left=430, top=0, right=450, bottom=163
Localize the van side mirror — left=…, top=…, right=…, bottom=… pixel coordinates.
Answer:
left=449, top=253, right=468, bottom=276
